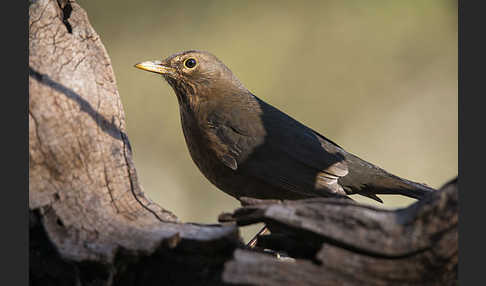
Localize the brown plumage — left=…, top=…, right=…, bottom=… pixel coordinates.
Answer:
left=135, top=50, right=435, bottom=203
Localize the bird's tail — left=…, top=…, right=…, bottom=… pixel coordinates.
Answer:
left=340, top=152, right=436, bottom=202
left=368, top=173, right=436, bottom=199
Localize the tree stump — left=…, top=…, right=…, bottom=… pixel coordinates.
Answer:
left=29, top=1, right=457, bottom=285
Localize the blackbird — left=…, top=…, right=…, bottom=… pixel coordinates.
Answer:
left=135, top=50, right=435, bottom=203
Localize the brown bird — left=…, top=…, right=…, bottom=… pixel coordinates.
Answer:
left=135, top=50, right=435, bottom=204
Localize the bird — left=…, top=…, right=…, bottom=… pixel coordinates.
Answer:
left=134, top=50, right=435, bottom=204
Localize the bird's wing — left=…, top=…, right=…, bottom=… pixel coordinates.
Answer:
left=205, top=98, right=265, bottom=171
left=207, top=95, right=350, bottom=198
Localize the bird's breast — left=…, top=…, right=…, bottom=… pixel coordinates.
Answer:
left=178, top=108, right=235, bottom=191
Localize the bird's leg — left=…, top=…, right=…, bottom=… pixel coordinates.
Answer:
left=238, top=197, right=279, bottom=249
left=247, top=225, right=270, bottom=248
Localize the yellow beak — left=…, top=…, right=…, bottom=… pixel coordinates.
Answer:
left=134, top=60, right=176, bottom=76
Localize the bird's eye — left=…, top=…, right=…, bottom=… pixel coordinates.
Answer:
left=184, top=58, right=197, bottom=69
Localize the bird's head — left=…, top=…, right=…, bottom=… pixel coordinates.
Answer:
left=135, top=50, right=247, bottom=107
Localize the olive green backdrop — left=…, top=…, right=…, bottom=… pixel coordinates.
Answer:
left=81, top=0, right=457, bottom=240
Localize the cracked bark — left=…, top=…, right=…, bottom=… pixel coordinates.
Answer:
left=224, top=178, right=457, bottom=286
left=29, top=0, right=457, bottom=285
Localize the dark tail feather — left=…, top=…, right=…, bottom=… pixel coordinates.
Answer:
left=376, top=176, right=436, bottom=199
left=361, top=192, right=384, bottom=203
left=348, top=175, right=436, bottom=203
left=340, top=153, right=436, bottom=201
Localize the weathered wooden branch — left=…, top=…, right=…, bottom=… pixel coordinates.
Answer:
left=29, top=1, right=457, bottom=285
left=224, top=178, right=457, bottom=285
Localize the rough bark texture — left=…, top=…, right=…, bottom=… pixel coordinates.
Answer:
left=29, top=1, right=458, bottom=285
left=224, top=178, right=457, bottom=286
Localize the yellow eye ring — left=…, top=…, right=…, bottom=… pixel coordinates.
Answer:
left=184, top=58, right=197, bottom=69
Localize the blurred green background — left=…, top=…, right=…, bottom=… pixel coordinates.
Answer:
left=80, top=0, right=457, bottom=240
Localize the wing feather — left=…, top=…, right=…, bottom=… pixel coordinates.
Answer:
left=208, top=94, right=349, bottom=198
